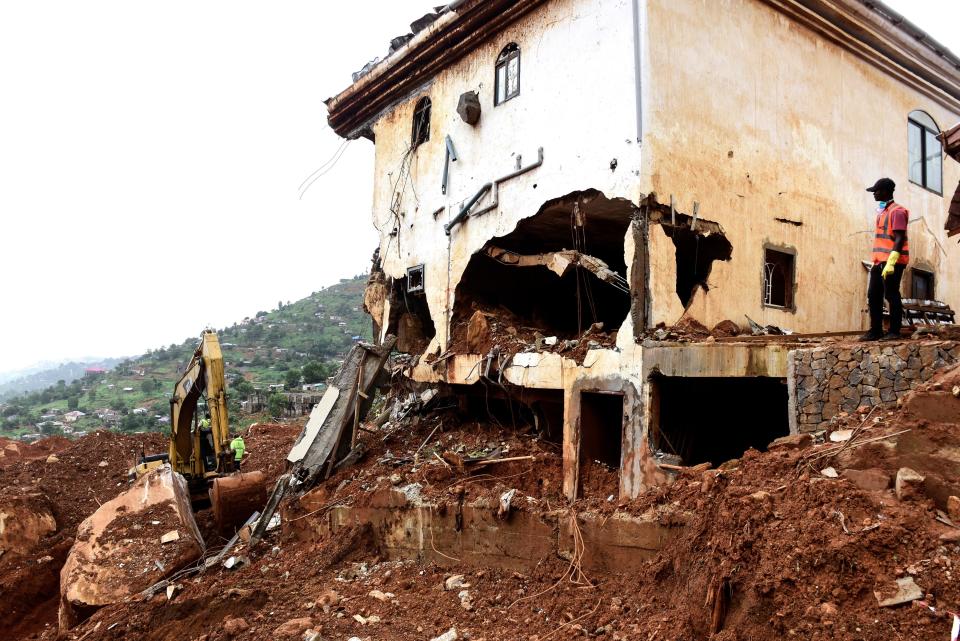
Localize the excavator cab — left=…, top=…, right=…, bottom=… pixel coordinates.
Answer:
left=133, top=330, right=266, bottom=532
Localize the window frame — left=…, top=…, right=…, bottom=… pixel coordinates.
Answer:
left=907, top=111, right=943, bottom=195
left=494, top=43, right=521, bottom=106
left=910, top=267, right=935, bottom=301
left=762, top=246, right=796, bottom=311
left=411, top=96, right=431, bottom=149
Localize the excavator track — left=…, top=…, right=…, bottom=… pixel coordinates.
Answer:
left=209, top=471, right=267, bottom=533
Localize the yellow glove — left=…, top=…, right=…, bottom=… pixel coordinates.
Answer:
left=881, top=251, right=900, bottom=279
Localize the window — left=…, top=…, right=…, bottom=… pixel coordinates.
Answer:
left=911, top=268, right=935, bottom=300
left=908, top=110, right=942, bottom=194
left=495, top=43, right=520, bottom=105
left=763, top=248, right=795, bottom=308
left=411, top=97, right=431, bottom=148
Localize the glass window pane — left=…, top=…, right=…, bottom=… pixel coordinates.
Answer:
left=908, top=121, right=923, bottom=185
left=507, top=56, right=519, bottom=98
left=925, top=129, right=942, bottom=193
left=496, top=64, right=506, bottom=104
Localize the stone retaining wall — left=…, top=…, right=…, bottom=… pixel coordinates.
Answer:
left=790, top=340, right=959, bottom=431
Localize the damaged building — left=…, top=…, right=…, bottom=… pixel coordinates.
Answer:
left=324, top=0, right=960, bottom=500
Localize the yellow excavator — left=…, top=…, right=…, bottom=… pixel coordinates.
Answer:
left=131, top=330, right=266, bottom=531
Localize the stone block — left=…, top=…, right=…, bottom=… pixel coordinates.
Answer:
left=895, top=378, right=911, bottom=392
left=863, top=374, right=878, bottom=387
left=879, top=377, right=893, bottom=389
left=848, top=369, right=864, bottom=385
left=861, top=385, right=879, bottom=398
left=811, top=359, right=827, bottom=369
left=895, top=467, right=926, bottom=501
left=838, top=350, right=852, bottom=361
left=880, top=387, right=897, bottom=403
left=797, top=364, right=813, bottom=376
left=894, top=345, right=911, bottom=359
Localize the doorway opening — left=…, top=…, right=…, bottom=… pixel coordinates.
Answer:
left=648, top=375, right=788, bottom=467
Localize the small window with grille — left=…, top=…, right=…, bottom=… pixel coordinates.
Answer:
left=495, top=43, right=520, bottom=106
left=763, top=248, right=795, bottom=309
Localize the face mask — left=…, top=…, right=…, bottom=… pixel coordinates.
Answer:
left=876, top=200, right=889, bottom=211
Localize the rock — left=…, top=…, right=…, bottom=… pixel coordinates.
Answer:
left=842, top=468, right=891, bottom=492
left=160, top=530, right=180, bottom=544
left=303, top=630, right=322, bottom=641
left=465, top=311, right=490, bottom=353
left=769, top=433, right=813, bottom=450
left=353, top=614, right=380, bottom=625
left=895, top=467, right=926, bottom=501
left=820, top=467, right=839, bottom=478
left=949, top=496, right=960, bottom=522
left=829, top=429, right=853, bottom=443
left=458, top=589, right=473, bottom=610
left=711, top=320, right=741, bottom=338
left=223, top=617, right=249, bottom=637
left=444, top=574, right=469, bottom=590
left=819, top=602, right=838, bottom=618
left=59, top=465, right=203, bottom=631
left=368, top=589, right=394, bottom=601
left=0, top=493, right=57, bottom=556
left=317, top=589, right=340, bottom=612
left=431, top=629, right=459, bottom=641
left=875, top=576, right=923, bottom=607
left=274, top=617, right=314, bottom=637
left=46, top=454, right=59, bottom=464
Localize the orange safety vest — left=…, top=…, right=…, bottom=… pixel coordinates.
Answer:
left=872, top=203, right=909, bottom=265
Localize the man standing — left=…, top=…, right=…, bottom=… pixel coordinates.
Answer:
left=861, top=177, right=909, bottom=341
left=229, top=432, right=246, bottom=472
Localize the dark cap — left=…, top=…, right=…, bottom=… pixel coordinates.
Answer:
left=866, top=177, right=895, bottom=193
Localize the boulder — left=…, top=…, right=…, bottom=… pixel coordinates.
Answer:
left=949, top=495, right=960, bottom=522
left=0, top=492, right=57, bottom=556
left=59, top=465, right=203, bottom=630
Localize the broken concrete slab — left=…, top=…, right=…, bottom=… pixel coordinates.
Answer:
left=58, top=465, right=203, bottom=630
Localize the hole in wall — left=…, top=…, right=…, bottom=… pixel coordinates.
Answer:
left=386, top=274, right=436, bottom=354
left=661, top=224, right=733, bottom=308
left=452, top=190, right=634, bottom=339
left=648, top=375, right=788, bottom=467
left=579, top=391, right=623, bottom=469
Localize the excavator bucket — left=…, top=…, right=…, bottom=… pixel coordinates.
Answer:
left=209, top=471, right=267, bottom=533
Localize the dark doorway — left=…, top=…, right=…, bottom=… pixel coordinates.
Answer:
left=579, top=391, right=624, bottom=468
left=650, top=376, right=789, bottom=467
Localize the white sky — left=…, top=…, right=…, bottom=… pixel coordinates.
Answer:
left=0, top=0, right=956, bottom=374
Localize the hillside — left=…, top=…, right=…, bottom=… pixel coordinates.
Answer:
left=0, top=358, right=126, bottom=401
left=0, top=275, right=370, bottom=439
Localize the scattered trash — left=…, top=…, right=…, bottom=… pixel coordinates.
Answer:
left=498, top=488, right=516, bottom=520
left=160, top=530, right=180, bottom=544
left=444, top=574, right=469, bottom=591
left=875, top=576, right=923, bottom=607
left=223, top=555, right=249, bottom=570
left=165, top=583, right=180, bottom=600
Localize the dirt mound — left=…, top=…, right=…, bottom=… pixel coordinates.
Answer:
left=0, top=423, right=299, bottom=641
left=0, top=436, right=71, bottom=468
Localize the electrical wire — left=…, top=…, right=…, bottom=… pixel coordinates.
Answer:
left=299, top=140, right=350, bottom=200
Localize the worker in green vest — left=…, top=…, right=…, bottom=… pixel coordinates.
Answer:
left=229, top=432, right=246, bottom=472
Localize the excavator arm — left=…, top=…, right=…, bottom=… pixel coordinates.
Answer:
left=169, top=330, right=232, bottom=478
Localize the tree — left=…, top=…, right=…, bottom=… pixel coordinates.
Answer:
left=87, top=387, right=97, bottom=402
left=67, top=396, right=79, bottom=411
left=231, top=378, right=254, bottom=398
left=284, top=369, right=302, bottom=390
left=141, top=378, right=158, bottom=394
left=301, top=361, right=330, bottom=384
left=267, top=393, right=286, bottom=418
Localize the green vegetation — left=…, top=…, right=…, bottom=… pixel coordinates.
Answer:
left=0, top=276, right=370, bottom=439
